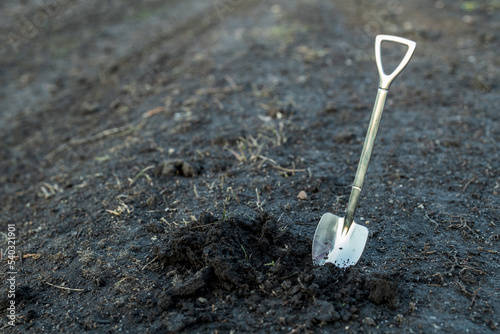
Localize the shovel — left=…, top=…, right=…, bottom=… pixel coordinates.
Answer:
left=312, top=35, right=416, bottom=268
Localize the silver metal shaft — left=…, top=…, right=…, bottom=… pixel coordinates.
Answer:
left=344, top=88, right=388, bottom=231
left=342, top=35, right=416, bottom=232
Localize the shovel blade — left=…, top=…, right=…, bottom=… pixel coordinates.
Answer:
left=312, top=213, right=369, bottom=268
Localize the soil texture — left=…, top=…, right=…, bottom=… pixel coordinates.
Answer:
left=0, top=0, right=499, bottom=333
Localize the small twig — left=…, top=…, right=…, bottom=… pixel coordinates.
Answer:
left=224, top=75, right=239, bottom=90
left=23, top=253, right=41, bottom=260
left=424, top=212, right=439, bottom=226
left=227, top=148, right=244, bottom=162
left=141, top=256, right=158, bottom=271
left=457, top=281, right=470, bottom=296
left=272, top=164, right=306, bottom=173
left=478, top=247, right=498, bottom=254
left=255, top=188, right=265, bottom=210
left=456, top=281, right=481, bottom=308
left=213, top=97, right=224, bottom=110
left=45, top=281, right=85, bottom=292
left=46, top=121, right=144, bottom=160
left=226, top=186, right=240, bottom=203
left=445, top=252, right=460, bottom=275
left=193, top=184, right=200, bottom=199
left=256, top=154, right=277, bottom=165
left=470, top=287, right=481, bottom=307
left=459, top=266, right=487, bottom=276
left=190, top=222, right=218, bottom=229
left=426, top=272, right=444, bottom=285
left=279, top=271, right=299, bottom=280
left=461, top=175, right=476, bottom=193
left=297, top=277, right=305, bottom=289
left=130, top=165, right=155, bottom=185
left=114, top=276, right=139, bottom=287
left=1, top=323, right=13, bottom=330
left=142, top=106, right=164, bottom=118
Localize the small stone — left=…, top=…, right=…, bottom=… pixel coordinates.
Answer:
left=181, top=161, right=196, bottom=177
left=363, top=317, right=376, bottom=326
left=418, top=204, right=424, bottom=209
left=324, top=102, right=339, bottom=113
left=333, top=129, right=356, bottom=143
left=297, top=190, right=308, bottom=200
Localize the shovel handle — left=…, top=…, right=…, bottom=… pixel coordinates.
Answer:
left=375, top=35, right=416, bottom=90
left=344, top=35, right=416, bottom=231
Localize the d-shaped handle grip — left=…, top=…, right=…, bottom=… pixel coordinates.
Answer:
left=375, top=35, right=416, bottom=89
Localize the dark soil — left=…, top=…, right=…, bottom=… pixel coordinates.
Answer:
left=151, top=211, right=399, bottom=332
left=1, top=0, right=499, bottom=333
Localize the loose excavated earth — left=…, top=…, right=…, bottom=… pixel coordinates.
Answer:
left=152, top=212, right=397, bottom=332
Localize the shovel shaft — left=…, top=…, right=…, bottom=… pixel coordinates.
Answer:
left=343, top=35, right=416, bottom=231
left=344, top=88, right=388, bottom=230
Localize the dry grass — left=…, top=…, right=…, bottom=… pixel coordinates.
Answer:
left=226, top=122, right=304, bottom=176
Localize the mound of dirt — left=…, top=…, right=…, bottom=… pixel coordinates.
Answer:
left=152, top=212, right=396, bottom=332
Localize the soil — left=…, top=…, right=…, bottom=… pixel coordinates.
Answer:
left=1, top=0, right=499, bottom=333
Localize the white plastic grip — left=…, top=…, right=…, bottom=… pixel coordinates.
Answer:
left=375, top=35, right=416, bottom=89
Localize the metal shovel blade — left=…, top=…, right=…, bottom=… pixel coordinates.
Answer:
left=312, top=213, right=369, bottom=268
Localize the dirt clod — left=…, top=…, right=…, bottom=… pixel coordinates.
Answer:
left=368, top=277, right=398, bottom=309
left=158, top=160, right=197, bottom=177
left=333, top=129, right=356, bottom=144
